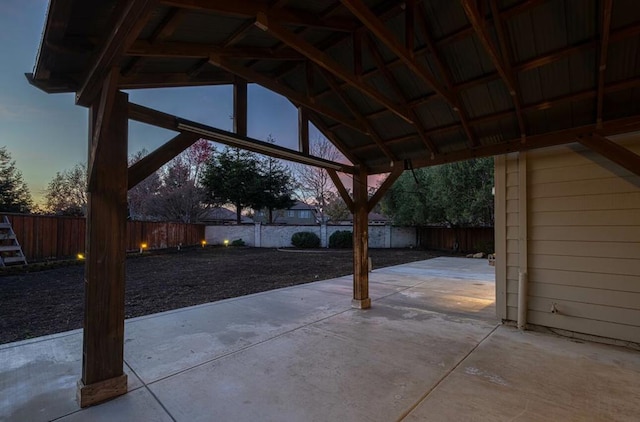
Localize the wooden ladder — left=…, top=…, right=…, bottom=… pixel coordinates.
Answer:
left=0, top=216, right=27, bottom=267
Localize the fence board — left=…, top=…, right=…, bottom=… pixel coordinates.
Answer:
left=2, top=214, right=204, bottom=261
left=418, top=226, right=494, bottom=253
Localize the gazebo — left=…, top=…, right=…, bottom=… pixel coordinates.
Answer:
left=28, top=0, right=640, bottom=407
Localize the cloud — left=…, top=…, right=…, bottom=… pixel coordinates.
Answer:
left=0, top=101, right=47, bottom=121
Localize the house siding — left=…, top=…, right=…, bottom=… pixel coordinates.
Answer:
left=495, top=135, right=640, bottom=343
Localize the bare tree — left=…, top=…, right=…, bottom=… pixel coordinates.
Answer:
left=292, top=137, right=346, bottom=223
left=43, top=163, right=87, bottom=216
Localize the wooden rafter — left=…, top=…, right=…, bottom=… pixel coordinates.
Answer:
left=319, top=68, right=398, bottom=161
left=305, top=111, right=361, bottom=165
left=209, top=54, right=367, bottom=134
left=365, top=115, right=640, bottom=174
left=223, top=21, right=255, bottom=48
left=123, top=7, right=186, bottom=77
left=462, top=0, right=523, bottom=139
left=128, top=133, right=200, bottom=189
left=127, top=41, right=303, bottom=60
left=577, top=133, right=640, bottom=177
left=327, top=169, right=354, bottom=213
left=128, top=102, right=356, bottom=173
left=415, top=7, right=477, bottom=148
left=364, top=33, right=438, bottom=156
left=352, top=76, right=640, bottom=154
left=315, top=22, right=640, bottom=113
left=596, top=0, right=613, bottom=128
left=160, top=0, right=358, bottom=31
left=255, top=13, right=413, bottom=124
left=489, top=0, right=527, bottom=141
left=119, top=71, right=234, bottom=89
left=76, top=0, right=154, bottom=106
left=340, top=0, right=459, bottom=108
left=367, top=164, right=403, bottom=212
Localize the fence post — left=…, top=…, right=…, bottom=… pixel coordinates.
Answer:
left=254, top=222, right=262, bottom=247
left=320, top=223, right=328, bottom=248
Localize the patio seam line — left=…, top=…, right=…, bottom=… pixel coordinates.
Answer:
left=396, top=323, right=500, bottom=422
left=126, top=361, right=178, bottom=422
left=142, top=306, right=356, bottom=386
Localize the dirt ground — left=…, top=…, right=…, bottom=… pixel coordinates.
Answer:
left=0, top=247, right=444, bottom=344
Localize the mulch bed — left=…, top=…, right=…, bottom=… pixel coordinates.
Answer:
left=0, top=247, right=444, bottom=345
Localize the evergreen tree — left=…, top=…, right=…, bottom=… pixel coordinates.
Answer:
left=0, top=147, right=33, bottom=213
left=382, top=158, right=494, bottom=227
left=201, top=147, right=265, bottom=224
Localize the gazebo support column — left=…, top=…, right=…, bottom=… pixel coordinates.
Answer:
left=352, top=166, right=371, bottom=309
left=77, top=90, right=129, bottom=407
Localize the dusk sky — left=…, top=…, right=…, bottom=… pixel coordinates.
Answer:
left=1, top=0, right=327, bottom=204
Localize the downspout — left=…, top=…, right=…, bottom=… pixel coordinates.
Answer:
left=517, top=152, right=528, bottom=330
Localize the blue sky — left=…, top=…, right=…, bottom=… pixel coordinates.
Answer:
left=1, top=0, right=323, bottom=204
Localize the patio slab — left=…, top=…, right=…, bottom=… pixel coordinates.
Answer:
left=1, top=257, right=639, bottom=421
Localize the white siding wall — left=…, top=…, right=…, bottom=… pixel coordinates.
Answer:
left=495, top=135, right=640, bottom=343
left=205, top=225, right=417, bottom=249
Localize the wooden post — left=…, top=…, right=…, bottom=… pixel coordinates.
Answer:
left=352, top=166, right=371, bottom=309
left=77, top=91, right=129, bottom=407
left=298, top=107, right=309, bottom=155
left=234, top=77, right=248, bottom=137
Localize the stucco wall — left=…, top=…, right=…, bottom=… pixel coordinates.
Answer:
left=205, top=224, right=417, bottom=249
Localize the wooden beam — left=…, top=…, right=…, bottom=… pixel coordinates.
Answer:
left=128, top=102, right=356, bottom=172
left=234, top=78, right=248, bottom=136
left=327, top=169, right=354, bottom=213
left=351, top=76, right=640, bottom=152
left=364, top=114, right=640, bottom=173
left=78, top=91, right=129, bottom=408
left=415, top=8, right=477, bottom=148
left=352, top=166, right=370, bottom=309
left=208, top=54, right=368, bottom=134
left=87, top=68, right=120, bottom=192
left=319, top=68, right=398, bottom=161
left=76, top=0, right=155, bottom=106
left=364, top=33, right=438, bottom=156
left=255, top=13, right=413, bottom=124
left=223, top=20, right=255, bottom=48
left=489, top=0, right=527, bottom=140
left=298, top=107, right=309, bottom=155
left=340, top=0, right=457, bottom=107
left=119, top=69, right=235, bottom=89
left=123, top=7, right=186, bottom=77
left=305, top=111, right=362, bottom=165
left=596, top=0, right=613, bottom=128
left=160, top=0, right=358, bottom=31
left=127, top=41, right=303, bottom=60
left=405, top=0, right=415, bottom=54
left=367, top=164, right=403, bottom=212
left=128, top=133, right=199, bottom=189
left=577, top=133, right=640, bottom=178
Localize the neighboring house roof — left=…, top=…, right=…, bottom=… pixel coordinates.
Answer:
left=199, top=207, right=253, bottom=224
left=334, top=212, right=390, bottom=225
left=288, top=201, right=317, bottom=211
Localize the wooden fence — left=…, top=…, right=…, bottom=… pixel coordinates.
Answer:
left=418, top=226, right=494, bottom=253
left=4, top=214, right=205, bottom=261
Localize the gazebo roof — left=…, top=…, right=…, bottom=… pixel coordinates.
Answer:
left=28, top=0, right=640, bottom=173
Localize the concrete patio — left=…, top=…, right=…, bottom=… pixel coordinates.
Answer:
left=1, top=257, right=639, bottom=421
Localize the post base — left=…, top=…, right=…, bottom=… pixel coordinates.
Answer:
left=351, top=298, right=371, bottom=309
left=77, top=374, right=128, bottom=408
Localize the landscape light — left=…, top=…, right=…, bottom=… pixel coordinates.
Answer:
left=224, top=239, right=230, bottom=247
left=76, top=253, right=85, bottom=260
left=201, top=240, right=207, bottom=247
left=140, top=243, right=148, bottom=254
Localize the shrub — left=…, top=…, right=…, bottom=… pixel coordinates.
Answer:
left=231, top=238, right=245, bottom=246
left=291, top=231, right=320, bottom=248
left=329, top=230, right=353, bottom=248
